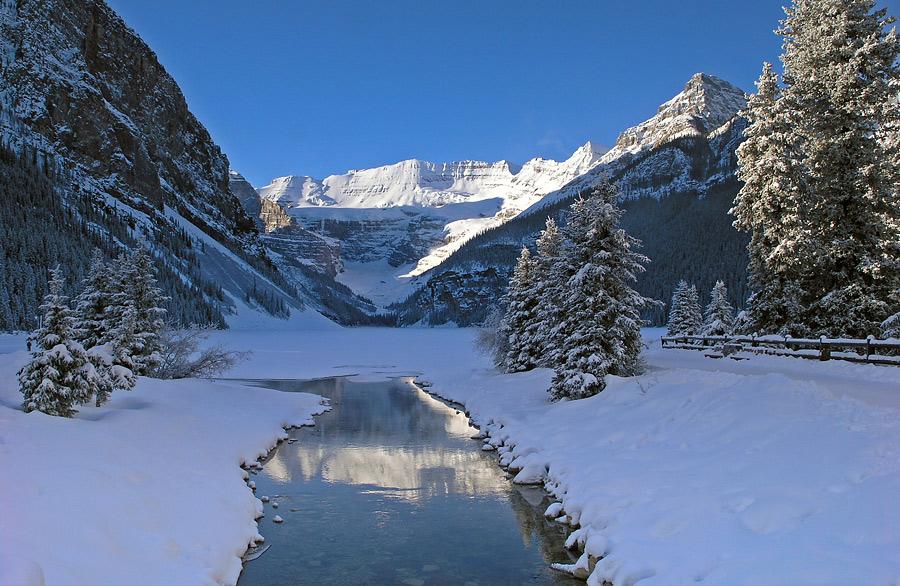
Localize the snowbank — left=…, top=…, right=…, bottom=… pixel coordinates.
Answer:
left=217, top=327, right=899, bottom=585
left=0, top=338, right=327, bottom=586
left=3, top=327, right=898, bottom=585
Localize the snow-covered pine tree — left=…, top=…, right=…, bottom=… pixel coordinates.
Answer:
left=735, top=0, right=900, bottom=337
left=532, top=217, right=564, bottom=368
left=72, top=250, right=117, bottom=405
left=548, top=179, right=654, bottom=401
left=74, top=250, right=115, bottom=349
left=732, top=62, right=808, bottom=335
left=498, top=246, right=542, bottom=372
left=18, top=267, right=97, bottom=417
left=703, top=280, right=736, bottom=335
left=104, top=247, right=167, bottom=377
left=667, top=280, right=703, bottom=336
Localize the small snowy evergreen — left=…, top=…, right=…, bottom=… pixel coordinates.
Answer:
left=667, top=280, right=702, bottom=336
left=18, top=268, right=98, bottom=417
left=532, top=217, right=564, bottom=368
left=102, top=247, right=167, bottom=377
left=498, top=246, right=542, bottom=373
left=17, top=246, right=174, bottom=415
left=702, top=281, right=735, bottom=336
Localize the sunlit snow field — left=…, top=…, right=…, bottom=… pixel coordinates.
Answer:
left=1, top=327, right=898, bottom=585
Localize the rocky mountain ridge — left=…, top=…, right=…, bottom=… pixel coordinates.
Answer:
left=397, top=74, right=752, bottom=325
left=0, top=0, right=322, bottom=326
left=250, top=141, right=611, bottom=306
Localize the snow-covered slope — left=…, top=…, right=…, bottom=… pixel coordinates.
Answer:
left=399, top=73, right=751, bottom=326
left=258, top=142, right=607, bottom=211
left=254, top=142, right=609, bottom=305
left=0, top=0, right=311, bottom=328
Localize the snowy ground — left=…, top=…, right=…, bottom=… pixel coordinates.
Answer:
left=2, top=327, right=898, bottom=585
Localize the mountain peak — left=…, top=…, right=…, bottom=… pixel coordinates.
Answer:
left=663, top=73, right=748, bottom=129
left=608, top=73, right=747, bottom=156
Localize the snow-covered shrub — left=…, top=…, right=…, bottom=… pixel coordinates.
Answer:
left=152, top=327, right=250, bottom=380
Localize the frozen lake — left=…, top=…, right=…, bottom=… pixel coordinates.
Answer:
left=236, top=377, right=579, bottom=586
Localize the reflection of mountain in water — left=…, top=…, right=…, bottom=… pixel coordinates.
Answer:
left=258, top=378, right=509, bottom=500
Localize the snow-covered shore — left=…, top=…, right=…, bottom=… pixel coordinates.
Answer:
left=2, top=327, right=898, bottom=585
left=0, top=337, right=327, bottom=586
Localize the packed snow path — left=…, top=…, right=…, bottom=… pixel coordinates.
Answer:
left=2, top=328, right=898, bottom=585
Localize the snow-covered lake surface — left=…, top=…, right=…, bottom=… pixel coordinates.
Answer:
left=2, top=327, right=898, bottom=585
left=235, top=377, right=576, bottom=586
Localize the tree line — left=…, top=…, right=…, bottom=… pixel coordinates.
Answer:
left=0, top=143, right=229, bottom=331
left=18, top=248, right=247, bottom=417
left=479, top=178, right=657, bottom=400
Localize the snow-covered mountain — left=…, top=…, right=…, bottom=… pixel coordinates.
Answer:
left=604, top=72, right=748, bottom=159
left=258, top=142, right=607, bottom=210
left=0, top=0, right=325, bottom=328
left=253, top=142, right=609, bottom=305
left=398, top=73, right=751, bottom=326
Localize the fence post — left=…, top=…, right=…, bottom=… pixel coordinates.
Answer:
left=820, top=336, right=830, bottom=361
left=866, top=335, right=872, bottom=361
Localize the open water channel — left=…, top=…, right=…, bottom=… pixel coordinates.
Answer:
left=236, top=377, right=580, bottom=586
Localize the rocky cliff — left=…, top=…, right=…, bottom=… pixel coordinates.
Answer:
left=0, top=0, right=302, bottom=325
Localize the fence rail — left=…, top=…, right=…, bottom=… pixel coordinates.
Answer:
left=660, top=334, right=900, bottom=366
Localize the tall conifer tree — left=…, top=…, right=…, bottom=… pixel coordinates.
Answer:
left=533, top=217, right=564, bottom=368
left=548, top=180, right=653, bottom=400
left=498, top=246, right=543, bottom=372
left=735, top=0, right=900, bottom=337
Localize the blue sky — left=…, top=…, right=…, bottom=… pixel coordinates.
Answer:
left=105, top=0, right=900, bottom=188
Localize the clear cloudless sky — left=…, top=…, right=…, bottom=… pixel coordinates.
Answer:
left=103, top=0, right=900, bottom=188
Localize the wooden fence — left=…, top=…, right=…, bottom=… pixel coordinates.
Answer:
left=660, top=334, right=900, bottom=366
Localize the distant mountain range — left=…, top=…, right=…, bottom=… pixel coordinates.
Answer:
left=245, top=73, right=752, bottom=324
left=248, top=141, right=609, bottom=306
left=0, top=0, right=752, bottom=330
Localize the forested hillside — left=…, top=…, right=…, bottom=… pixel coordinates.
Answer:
left=395, top=164, right=749, bottom=326
left=0, top=145, right=227, bottom=330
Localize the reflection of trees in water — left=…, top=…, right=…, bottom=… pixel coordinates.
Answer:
left=510, top=484, right=579, bottom=566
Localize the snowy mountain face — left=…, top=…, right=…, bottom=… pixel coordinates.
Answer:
left=398, top=73, right=751, bottom=326
left=0, top=0, right=306, bottom=326
left=253, top=142, right=609, bottom=306
left=606, top=73, right=748, bottom=158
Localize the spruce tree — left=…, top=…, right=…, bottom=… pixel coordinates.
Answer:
left=703, top=280, right=736, bottom=335
left=667, top=280, right=703, bottom=336
left=18, top=267, right=97, bottom=417
left=733, top=63, right=808, bottom=335
left=548, top=180, right=654, bottom=401
left=104, top=247, right=167, bottom=376
left=735, top=0, right=900, bottom=337
left=498, top=246, right=542, bottom=372
left=532, top=217, right=564, bottom=368
left=74, top=250, right=115, bottom=350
